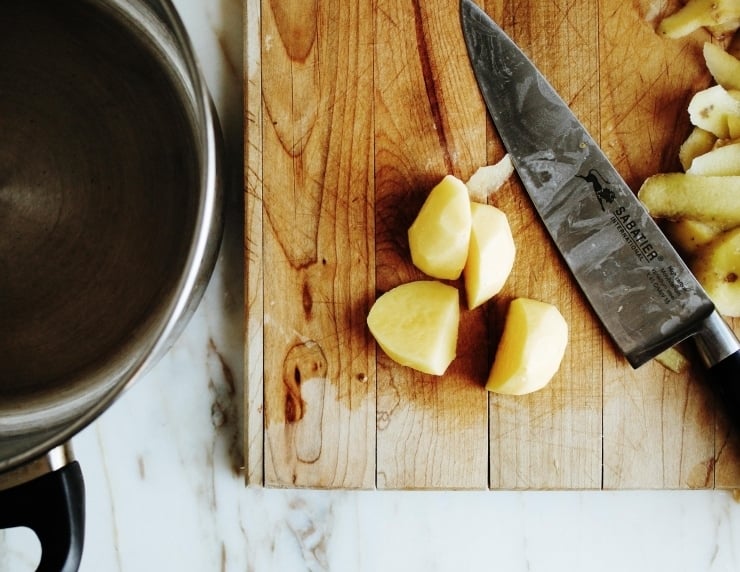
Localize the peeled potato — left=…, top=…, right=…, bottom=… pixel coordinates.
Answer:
left=463, top=203, right=516, bottom=310
left=367, top=280, right=459, bottom=375
left=692, top=227, right=740, bottom=317
left=408, top=175, right=472, bottom=280
left=486, top=298, right=568, bottom=395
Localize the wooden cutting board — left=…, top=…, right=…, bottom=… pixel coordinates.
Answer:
left=243, top=0, right=740, bottom=489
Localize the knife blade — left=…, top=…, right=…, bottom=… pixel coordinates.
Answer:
left=460, top=0, right=740, bottom=418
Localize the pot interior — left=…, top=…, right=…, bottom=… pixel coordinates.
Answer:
left=0, top=0, right=200, bottom=431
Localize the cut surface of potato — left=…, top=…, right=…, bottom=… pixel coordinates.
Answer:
left=464, top=203, right=516, bottom=310
left=408, top=175, right=472, bottom=280
left=687, top=141, right=740, bottom=175
left=692, top=227, right=740, bottom=317
left=663, top=219, right=722, bottom=257
left=688, top=85, right=740, bottom=138
left=658, top=0, right=740, bottom=38
left=485, top=298, right=568, bottom=395
left=465, top=154, right=514, bottom=203
left=367, top=280, right=460, bottom=375
left=704, top=42, right=740, bottom=91
left=679, top=127, right=717, bottom=171
left=638, top=173, right=740, bottom=227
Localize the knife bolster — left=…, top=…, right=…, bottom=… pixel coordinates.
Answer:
left=694, top=311, right=740, bottom=368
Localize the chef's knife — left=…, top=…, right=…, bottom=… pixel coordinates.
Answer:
left=460, top=0, right=740, bottom=422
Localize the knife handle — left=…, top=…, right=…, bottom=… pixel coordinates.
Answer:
left=708, top=350, right=740, bottom=425
left=695, top=311, right=740, bottom=428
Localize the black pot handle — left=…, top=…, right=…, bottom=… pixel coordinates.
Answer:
left=0, top=459, right=85, bottom=572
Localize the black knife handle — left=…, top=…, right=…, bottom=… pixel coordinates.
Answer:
left=694, top=311, right=740, bottom=429
left=708, top=350, right=740, bottom=426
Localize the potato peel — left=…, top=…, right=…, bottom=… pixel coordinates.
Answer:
left=654, top=346, right=691, bottom=374
left=465, top=154, right=514, bottom=203
left=642, top=17, right=740, bottom=370
left=658, top=0, right=740, bottom=39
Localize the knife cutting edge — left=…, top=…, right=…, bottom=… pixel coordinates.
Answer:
left=459, top=0, right=740, bottom=423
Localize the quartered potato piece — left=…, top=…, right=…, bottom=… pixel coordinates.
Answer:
left=408, top=175, right=472, bottom=280
left=463, top=202, right=515, bottom=310
left=367, top=280, right=460, bottom=376
left=485, top=298, right=568, bottom=396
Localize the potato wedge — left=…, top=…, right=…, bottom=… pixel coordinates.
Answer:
left=658, top=0, right=740, bottom=39
left=367, top=280, right=460, bottom=375
left=408, top=175, right=472, bottom=280
left=687, top=141, right=740, bottom=175
left=679, top=127, right=717, bottom=171
left=638, top=173, right=740, bottom=227
left=688, top=85, right=740, bottom=139
left=463, top=202, right=516, bottom=310
left=485, top=298, right=568, bottom=395
left=704, top=42, right=740, bottom=91
left=692, top=227, right=740, bottom=317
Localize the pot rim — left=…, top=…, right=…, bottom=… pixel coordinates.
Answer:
left=0, top=0, right=224, bottom=473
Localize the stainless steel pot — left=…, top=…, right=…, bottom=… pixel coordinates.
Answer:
left=0, top=0, right=223, bottom=569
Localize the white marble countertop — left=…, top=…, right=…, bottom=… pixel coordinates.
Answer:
left=4, top=0, right=740, bottom=570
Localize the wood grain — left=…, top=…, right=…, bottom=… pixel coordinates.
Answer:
left=244, top=0, right=740, bottom=489
left=373, top=0, right=489, bottom=490
left=599, top=0, right=721, bottom=489
left=259, top=0, right=376, bottom=488
left=244, top=0, right=264, bottom=485
left=485, top=0, right=604, bottom=490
